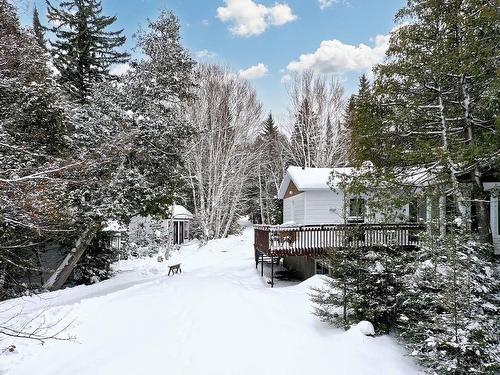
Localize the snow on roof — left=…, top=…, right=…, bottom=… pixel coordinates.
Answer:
left=278, top=166, right=352, bottom=199
left=172, top=204, right=193, bottom=220
left=102, top=220, right=127, bottom=232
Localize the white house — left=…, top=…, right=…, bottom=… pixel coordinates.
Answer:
left=277, top=166, right=410, bottom=225
left=255, top=166, right=500, bottom=284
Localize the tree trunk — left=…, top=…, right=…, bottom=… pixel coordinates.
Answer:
left=473, top=188, right=492, bottom=244
left=166, top=203, right=176, bottom=257
left=43, top=223, right=101, bottom=291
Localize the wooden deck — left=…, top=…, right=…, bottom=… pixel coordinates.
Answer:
left=254, top=223, right=424, bottom=257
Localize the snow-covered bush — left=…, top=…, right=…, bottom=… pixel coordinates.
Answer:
left=311, top=242, right=403, bottom=333
left=126, top=215, right=171, bottom=258
left=312, top=232, right=500, bottom=374
left=396, top=238, right=500, bottom=375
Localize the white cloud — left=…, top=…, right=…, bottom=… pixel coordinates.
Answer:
left=196, top=49, right=217, bottom=59
left=318, top=0, right=337, bottom=9
left=110, top=63, right=130, bottom=76
left=202, top=19, right=210, bottom=26
left=217, top=0, right=297, bottom=37
left=238, top=63, right=268, bottom=79
left=287, top=33, right=390, bottom=73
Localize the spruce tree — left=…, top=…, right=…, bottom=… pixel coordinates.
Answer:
left=262, top=112, right=277, bottom=138
left=345, top=74, right=388, bottom=166
left=32, top=6, right=45, bottom=49
left=46, top=0, right=129, bottom=101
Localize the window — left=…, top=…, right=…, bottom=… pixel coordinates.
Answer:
left=315, top=261, right=330, bottom=275
left=409, top=199, right=427, bottom=223
left=348, top=198, right=365, bottom=223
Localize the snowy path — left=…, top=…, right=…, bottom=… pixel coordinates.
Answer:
left=1, top=226, right=420, bottom=375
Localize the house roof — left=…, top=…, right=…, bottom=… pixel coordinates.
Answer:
left=277, top=166, right=352, bottom=199
left=172, top=204, right=193, bottom=220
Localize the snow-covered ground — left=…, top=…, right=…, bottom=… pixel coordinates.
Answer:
left=1, top=222, right=421, bottom=375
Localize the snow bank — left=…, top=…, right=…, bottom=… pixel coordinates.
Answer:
left=295, top=274, right=330, bottom=291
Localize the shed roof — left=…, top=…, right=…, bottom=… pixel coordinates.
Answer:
left=172, top=204, right=193, bottom=220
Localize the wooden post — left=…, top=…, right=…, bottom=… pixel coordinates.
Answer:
left=261, top=252, right=264, bottom=277
left=271, top=255, right=274, bottom=288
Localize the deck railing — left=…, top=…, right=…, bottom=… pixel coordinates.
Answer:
left=254, top=223, right=424, bottom=256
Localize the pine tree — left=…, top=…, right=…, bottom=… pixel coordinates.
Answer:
left=46, top=0, right=129, bottom=101
left=397, top=229, right=500, bottom=374
left=32, top=6, right=45, bottom=49
left=262, top=112, right=277, bottom=138
left=42, top=10, right=195, bottom=290
left=373, top=0, right=498, bottom=241
left=249, top=113, right=286, bottom=224
left=345, top=74, right=386, bottom=166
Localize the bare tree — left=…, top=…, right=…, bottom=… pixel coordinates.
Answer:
left=284, top=71, right=348, bottom=168
left=0, top=302, right=75, bottom=353
left=184, top=64, right=263, bottom=241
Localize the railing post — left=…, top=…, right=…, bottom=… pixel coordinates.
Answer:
left=261, top=252, right=264, bottom=277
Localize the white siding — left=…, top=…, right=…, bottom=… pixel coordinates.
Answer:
left=304, top=190, right=344, bottom=224
left=283, top=193, right=305, bottom=224
left=284, top=189, right=412, bottom=226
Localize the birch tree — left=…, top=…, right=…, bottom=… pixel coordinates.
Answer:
left=184, top=64, right=262, bottom=241
left=285, top=71, right=348, bottom=168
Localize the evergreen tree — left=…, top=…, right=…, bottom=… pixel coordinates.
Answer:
left=320, top=1, right=500, bottom=373
left=43, top=10, right=195, bottom=289
left=262, top=112, right=277, bottom=138
left=311, top=244, right=403, bottom=333
left=46, top=0, right=129, bottom=101
left=373, top=0, right=499, bottom=241
left=1, top=0, right=77, bottom=297
left=396, top=229, right=500, bottom=374
left=247, top=113, right=286, bottom=224
left=345, top=74, right=385, bottom=166
left=32, top=6, right=45, bottom=49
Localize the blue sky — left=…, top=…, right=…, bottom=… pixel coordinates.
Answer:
left=18, top=0, right=405, bottom=117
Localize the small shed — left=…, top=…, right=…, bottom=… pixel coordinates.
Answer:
left=171, top=205, right=193, bottom=244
